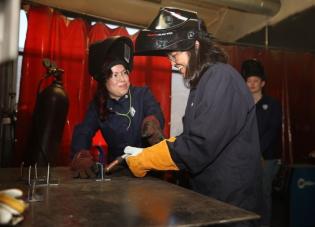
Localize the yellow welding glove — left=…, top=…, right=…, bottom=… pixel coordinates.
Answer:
left=124, top=137, right=178, bottom=177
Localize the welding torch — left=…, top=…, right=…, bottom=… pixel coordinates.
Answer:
left=104, top=146, right=147, bottom=173
left=105, top=132, right=164, bottom=173
left=105, top=154, right=130, bottom=173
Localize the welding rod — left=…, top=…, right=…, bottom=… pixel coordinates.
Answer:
left=105, top=154, right=129, bottom=173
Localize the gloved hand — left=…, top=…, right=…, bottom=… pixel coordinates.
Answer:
left=70, top=149, right=99, bottom=178
left=124, top=146, right=144, bottom=157
left=141, top=115, right=164, bottom=145
left=0, top=189, right=27, bottom=225
left=124, top=137, right=179, bottom=177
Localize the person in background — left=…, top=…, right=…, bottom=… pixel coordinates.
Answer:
left=70, top=36, right=165, bottom=178
left=123, top=7, right=262, bottom=227
left=241, top=59, right=282, bottom=227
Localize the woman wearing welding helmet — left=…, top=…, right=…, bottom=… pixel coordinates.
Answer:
left=70, top=36, right=165, bottom=178
left=124, top=7, right=262, bottom=226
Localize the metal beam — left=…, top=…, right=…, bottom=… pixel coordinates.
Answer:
left=201, top=0, right=281, bottom=16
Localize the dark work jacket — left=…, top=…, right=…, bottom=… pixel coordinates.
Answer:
left=256, top=95, right=282, bottom=160
left=71, top=86, right=164, bottom=162
left=169, top=63, right=262, bottom=215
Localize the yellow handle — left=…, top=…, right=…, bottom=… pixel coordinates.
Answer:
left=0, top=193, right=27, bottom=214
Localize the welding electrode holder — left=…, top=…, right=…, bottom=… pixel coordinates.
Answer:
left=104, top=154, right=129, bottom=173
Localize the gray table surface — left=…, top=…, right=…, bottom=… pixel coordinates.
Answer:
left=0, top=167, right=260, bottom=226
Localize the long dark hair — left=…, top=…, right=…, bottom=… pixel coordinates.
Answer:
left=94, top=66, right=112, bottom=121
left=184, top=25, right=228, bottom=89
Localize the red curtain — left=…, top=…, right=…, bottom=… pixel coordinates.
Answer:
left=17, top=6, right=315, bottom=166
left=225, top=45, right=315, bottom=164
left=15, top=6, right=171, bottom=166
left=15, top=7, right=53, bottom=165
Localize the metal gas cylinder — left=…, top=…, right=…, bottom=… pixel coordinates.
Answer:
left=26, top=59, right=69, bottom=166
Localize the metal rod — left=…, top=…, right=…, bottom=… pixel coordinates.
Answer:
left=28, top=166, right=31, bottom=185
left=34, top=163, right=38, bottom=180
left=20, top=162, right=24, bottom=178
left=264, top=23, right=269, bottom=48
left=46, top=163, right=50, bottom=185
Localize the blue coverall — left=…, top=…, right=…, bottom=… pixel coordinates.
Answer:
left=71, top=86, right=164, bottom=162
left=168, top=63, right=262, bottom=226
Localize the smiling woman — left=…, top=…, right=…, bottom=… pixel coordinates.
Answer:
left=126, top=8, right=263, bottom=227
left=167, top=51, right=189, bottom=77
left=106, top=64, right=130, bottom=100
left=70, top=36, right=165, bottom=178
left=12, top=5, right=173, bottom=167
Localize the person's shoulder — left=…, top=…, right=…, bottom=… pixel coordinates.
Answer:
left=130, top=85, right=151, bottom=96
left=201, top=63, right=247, bottom=92
left=205, top=63, right=241, bottom=79
left=206, top=62, right=232, bottom=72
left=263, top=95, right=280, bottom=103
left=262, top=95, right=282, bottom=108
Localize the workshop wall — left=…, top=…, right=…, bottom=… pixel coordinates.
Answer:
left=14, top=5, right=315, bottom=166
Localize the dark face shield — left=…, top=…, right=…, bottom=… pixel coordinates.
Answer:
left=149, top=7, right=196, bottom=30
left=89, top=36, right=134, bottom=81
left=135, top=7, right=201, bottom=56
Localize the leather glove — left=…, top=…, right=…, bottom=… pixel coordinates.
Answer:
left=70, top=150, right=98, bottom=178
left=0, top=189, right=28, bottom=225
left=124, top=146, right=144, bottom=157
left=124, top=137, right=179, bottom=177
left=141, top=115, right=164, bottom=145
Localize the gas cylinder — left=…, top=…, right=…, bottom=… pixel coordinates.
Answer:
left=26, top=59, right=69, bottom=166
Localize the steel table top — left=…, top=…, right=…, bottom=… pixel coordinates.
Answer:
left=0, top=167, right=260, bottom=226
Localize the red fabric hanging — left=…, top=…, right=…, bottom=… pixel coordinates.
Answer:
left=57, top=18, right=88, bottom=165
left=19, top=7, right=311, bottom=165
left=15, top=7, right=89, bottom=165
left=14, top=6, right=53, bottom=165
left=130, top=56, right=147, bottom=86
left=89, top=23, right=111, bottom=43
left=143, top=56, right=172, bottom=138
left=15, top=9, right=172, bottom=166
left=110, top=26, right=129, bottom=37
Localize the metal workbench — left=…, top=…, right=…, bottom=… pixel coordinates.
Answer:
left=0, top=167, right=259, bottom=226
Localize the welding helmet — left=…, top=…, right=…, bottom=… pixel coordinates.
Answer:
left=241, top=59, right=266, bottom=81
left=89, top=36, right=133, bottom=81
left=135, top=7, right=207, bottom=55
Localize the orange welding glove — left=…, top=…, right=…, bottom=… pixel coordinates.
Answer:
left=125, top=137, right=178, bottom=177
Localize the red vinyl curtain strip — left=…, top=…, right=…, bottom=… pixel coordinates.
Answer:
left=16, top=6, right=172, bottom=165
left=15, top=7, right=53, bottom=165
left=16, top=5, right=315, bottom=165
left=58, top=18, right=88, bottom=164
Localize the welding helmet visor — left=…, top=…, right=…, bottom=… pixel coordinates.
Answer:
left=135, top=7, right=202, bottom=55
left=89, top=36, right=133, bottom=81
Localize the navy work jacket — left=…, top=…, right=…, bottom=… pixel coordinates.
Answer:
left=71, top=86, right=164, bottom=162
left=169, top=63, right=262, bottom=215
left=256, top=95, right=282, bottom=160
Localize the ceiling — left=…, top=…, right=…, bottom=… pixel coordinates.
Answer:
left=24, top=0, right=315, bottom=52
left=238, top=5, right=315, bottom=53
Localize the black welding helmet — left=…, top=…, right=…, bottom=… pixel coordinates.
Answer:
left=241, top=59, right=266, bottom=81
left=89, top=36, right=133, bottom=81
left=135, top=7, right=205, bottom=55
